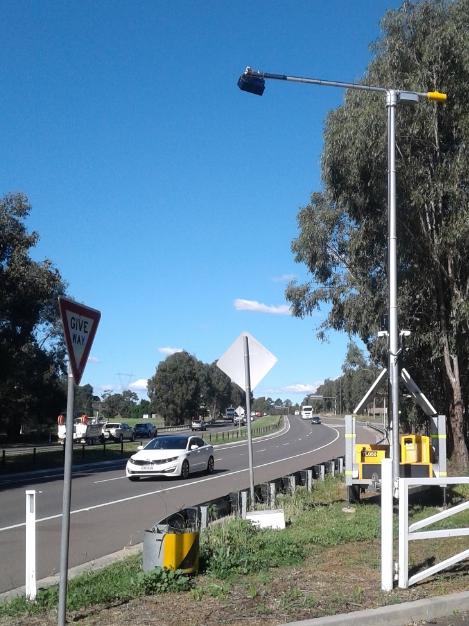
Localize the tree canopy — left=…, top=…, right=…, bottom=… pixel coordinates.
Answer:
left=0, top=193, right=67, bottom=439
left=147, top=351, right=244, bottom=425
left=286, top=0, right=469, bottom=466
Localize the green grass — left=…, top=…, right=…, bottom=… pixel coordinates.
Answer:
left=204, top=415, right=282, bottom=445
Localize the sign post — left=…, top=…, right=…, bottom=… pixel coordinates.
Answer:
left=217, top=332, right=277, bottom=505
left=57, top=297, right=100, bottom=626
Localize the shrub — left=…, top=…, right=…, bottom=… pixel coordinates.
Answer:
left=200, top=518, right=304, bottom=579
left=139, top=567, right=192, bottom=594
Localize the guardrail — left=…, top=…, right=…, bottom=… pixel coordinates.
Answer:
left=157, top=455, right=346, bottom=531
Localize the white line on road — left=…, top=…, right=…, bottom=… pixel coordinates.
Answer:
left=0, top=425, right=339, bottom=534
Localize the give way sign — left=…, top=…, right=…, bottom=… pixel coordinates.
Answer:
left=58, top=297, right=101, bottom=385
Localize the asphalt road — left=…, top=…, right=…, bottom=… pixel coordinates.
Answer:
left=0, top=415, right=375, bottom=594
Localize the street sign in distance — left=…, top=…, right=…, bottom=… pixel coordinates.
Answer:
left=58, top=297, right=101, bottom=385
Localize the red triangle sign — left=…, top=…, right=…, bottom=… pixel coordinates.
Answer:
left=58, top=297, right=101, bottom=385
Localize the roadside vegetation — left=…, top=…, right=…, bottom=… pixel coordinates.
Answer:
left=2, top=476, right=469, bottom=625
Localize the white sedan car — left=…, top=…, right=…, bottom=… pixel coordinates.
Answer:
left=126, top=435, right=214, bottom=481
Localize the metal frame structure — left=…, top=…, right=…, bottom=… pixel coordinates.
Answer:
left=398, top=476, right=469, bottom=588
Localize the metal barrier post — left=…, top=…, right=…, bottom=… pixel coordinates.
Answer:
left=269, top=482, right=276, bottom=507
left=306, top=469, right=313, bottom=491
left=329, top=460, right=335, bottom=477
left=338, top=457, right=344, bottom=474
left=288, top=474, right=296, bottom=493
left=200, top=505, right=209, bottom=530
left=241, top=490, right=248, bottom=518
left=319, top=464, right=325, bottom=481
left=25, top=490, right=37, bottom=601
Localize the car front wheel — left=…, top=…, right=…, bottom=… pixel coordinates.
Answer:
left=206, top=456, right=214, bottom=474
left=181, top=459, right=190, bottom=479
left=128, top=476, right=139, bottom=481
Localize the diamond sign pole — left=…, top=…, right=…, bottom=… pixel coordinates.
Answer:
left=243, top=335, right=255, bottom=501
left=57, top=297, right=100, bottom=626
left=217, top=332, right=277, bottom=509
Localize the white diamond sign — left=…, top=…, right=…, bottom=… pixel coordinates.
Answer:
left=58, top=297, right=101, bottom=385
left=217, top=332, right=277, bottom=390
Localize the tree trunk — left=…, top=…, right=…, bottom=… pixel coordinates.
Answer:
left=444, top=349, right=469, bottom=471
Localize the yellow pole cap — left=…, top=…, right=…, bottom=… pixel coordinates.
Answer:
left=427, top=91, right=447, bottom=102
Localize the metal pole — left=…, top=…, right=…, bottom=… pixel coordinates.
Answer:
left=243, top=335, right=255, bottom=504
left=387, top=90, right=400, bottom=481
left=381, top=458, right=394, bottom=590
left=58, top=366, right=75, bottom=626
left=25, top=490, right=36, bottom=601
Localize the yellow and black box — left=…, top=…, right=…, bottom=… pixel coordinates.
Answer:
left=162, top=531, right=199, bottom=574
left=355, top=444, right=389, bottom=479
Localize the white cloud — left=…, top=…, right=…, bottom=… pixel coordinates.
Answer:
left=87, top=355, right=100, bottom=364
left=264, top=382, right=323, bottom=396
left=130, top=378, right=148, bottom=391
left=158, top=346, right=183, bottom=356
left=234, top=299, right=291, bottom=315
left=272, top=273, right=296, bottom=283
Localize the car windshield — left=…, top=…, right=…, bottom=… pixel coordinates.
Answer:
left=144, top=436, right=189, bottom=451
left=106, top=423, right=120, bottom=428
left=135, top=424, right=146, bottom=428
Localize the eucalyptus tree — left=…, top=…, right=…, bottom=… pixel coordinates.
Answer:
left=147, top=351, right=201, bottom=425
left=286, top=0, right=469, bottom=466
left=0, top=193, right=67, bottom=439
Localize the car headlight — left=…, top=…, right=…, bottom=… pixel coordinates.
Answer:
left=163, top=456, right=179, bottom=463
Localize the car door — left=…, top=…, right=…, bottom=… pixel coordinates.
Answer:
left=195, top=437, right=209, bottom=468
left=187, top=437, right=202, bottom=470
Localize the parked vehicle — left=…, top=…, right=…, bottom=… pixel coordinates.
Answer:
left=133, top=423, right=157, bottom=438
left=126, top=435, right=214, bottom=480
left=57, top=415, right=105, bottom=445
left=103, top=422, right=135, bottom=442
left=234, top=415, right=246, bottom=426
left=191, top=418, right=206, bottom=431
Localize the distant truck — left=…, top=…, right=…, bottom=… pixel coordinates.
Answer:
left=301, top=405, right=313, bottom=420
left=57, top=414, right=105, bottom=445
left=225, top=407, right=237, bottom=421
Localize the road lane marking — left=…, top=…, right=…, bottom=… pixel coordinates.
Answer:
left=0, top=425, right=339, bottom=534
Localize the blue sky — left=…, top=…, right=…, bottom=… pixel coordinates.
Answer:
left=1, top=0, right=402, bottom=401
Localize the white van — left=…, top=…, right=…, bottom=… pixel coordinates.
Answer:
left=301, top=405, right=313, bottom=420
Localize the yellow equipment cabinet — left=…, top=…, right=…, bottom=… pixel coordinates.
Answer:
left=354, top=435, right=432, bottom=479
left=355, top=444, right=390, bottom=479
left=400, top=434, right=432, bottom=477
